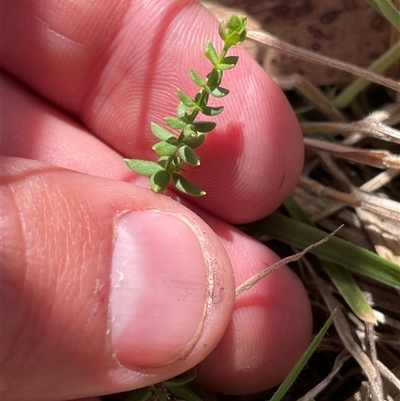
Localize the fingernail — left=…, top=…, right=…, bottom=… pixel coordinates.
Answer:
left=110, top=211, right=208, bottom=367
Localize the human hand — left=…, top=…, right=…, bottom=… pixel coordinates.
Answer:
left=1, top=1, right=312, bottom=400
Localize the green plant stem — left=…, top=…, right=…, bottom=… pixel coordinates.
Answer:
left=164, top=43, right=232, bottom=174
left=125, top=14, right=246, bottom=195
left=186, top=43, right=231, bottom=125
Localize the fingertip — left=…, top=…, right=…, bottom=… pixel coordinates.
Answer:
left=197, top=267, right=312, bottom=394
left=194, top=220, right=312, bottom=394
left=186, top=49, right=304, bottom=223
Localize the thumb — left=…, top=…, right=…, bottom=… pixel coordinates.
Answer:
left=1, top=157, right=234, bottom=401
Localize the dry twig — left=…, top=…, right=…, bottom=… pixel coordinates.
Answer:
left=235, top=226, right=343, bottom=296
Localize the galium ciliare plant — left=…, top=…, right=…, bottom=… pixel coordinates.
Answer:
left=124, top=14, right=247, bottom=196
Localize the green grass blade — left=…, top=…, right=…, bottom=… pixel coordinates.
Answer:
left=319, top=260, right=377, bottom=323
left=284, top=197, right=377, bottom=324
left=364, top=0, right=400, bottom=30
left=332, top=41, right=400, bottom=108
left=247, top=213, right=400, bottom=289
left=269, top=311, right=336, bottom=401
left=283, top=196, right=312, bottom=223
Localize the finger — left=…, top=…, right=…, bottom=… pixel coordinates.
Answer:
left=1, top=0, right=304, bottom=223
left=0, top=71, right=131, bottom=180
left=1, top=157, right=235, bottom=401
left=195, top=211, right=313, bottom=394
left=69, top=399, right=101, bottom=401
left=138, top=202, right=312, bottom=394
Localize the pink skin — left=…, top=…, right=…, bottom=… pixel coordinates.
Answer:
left=1, top=0, right=311, bottom=400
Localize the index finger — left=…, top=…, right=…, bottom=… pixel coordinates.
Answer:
left=1, top=0, right=304, bottom=223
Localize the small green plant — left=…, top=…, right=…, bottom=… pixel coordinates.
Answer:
left=127, top=369, right=202, bottom=401
left=124, top=14, right=247, bottom=196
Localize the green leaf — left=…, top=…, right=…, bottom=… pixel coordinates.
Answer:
left=193, top=121, right=216, bottom=133
left=165, top=116, right=187, bottom=129
left=189, top=68, right=205, bottom=87
left=248, top=213, right=400, bottom=289
left=218, top=20, right=227, bottom=42
left=150, top=170, right=171, bottom=193
left=177, top=89, right=196, bottom=107
left=204, top=41, right=219, bottom=65
left=223, top=55, right=239, bottom=66
left=172, top=173, right=205, bottom=196
left=179, top=145, right=200, bottom=166
left=216, top=56, right=239, bottom=71
left=206, top=69, right=222, bottom=91
left=270, top=311, right=336, bottom=401
left=177, top=102, right=190, bottom=119
left=216, top=63, right=236, bottom=71
left=201, top=105, right=224, bottom=116
left=152, top=140, right=177, bottom=156
left=124, top=159, right=163, bottom=176
left=183, top=124, right=195, bottom=137
left=183, top=132, right=205, bottom=149
left=126, top=386, right=151, bottom=401
left=165, top=384, right=203, bottom=401
left=150, top=122, right=174, bottom=141
left=163, top=368, right=197, bottom=387
left=210, top=86, right=229, bottom=98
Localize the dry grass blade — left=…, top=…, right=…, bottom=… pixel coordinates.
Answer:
left=296, top=350, right=351, bottom=401
left=235, top=226, right=343, bottom=296
left=301, top=118, right=400, bottom=145
left=356, top=171, right=400, bottom=263
left=353, top=190, right=400, bottom=223
left=308, top=263, right=385, bottom=401
left=298, top=175, right=361, bottom=207
left=304, top=137, right=400, bottom=169
left=360, top=169, right=400, bottom=192
left=246, top=29, right=400, bottom=93
left=354, top=190, right=400, bottom=264
left=377, top=361, right=400, bottom=392
left=308, top=151, right=400, bottom=266
left=275, top=74, right=346, bottom=121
